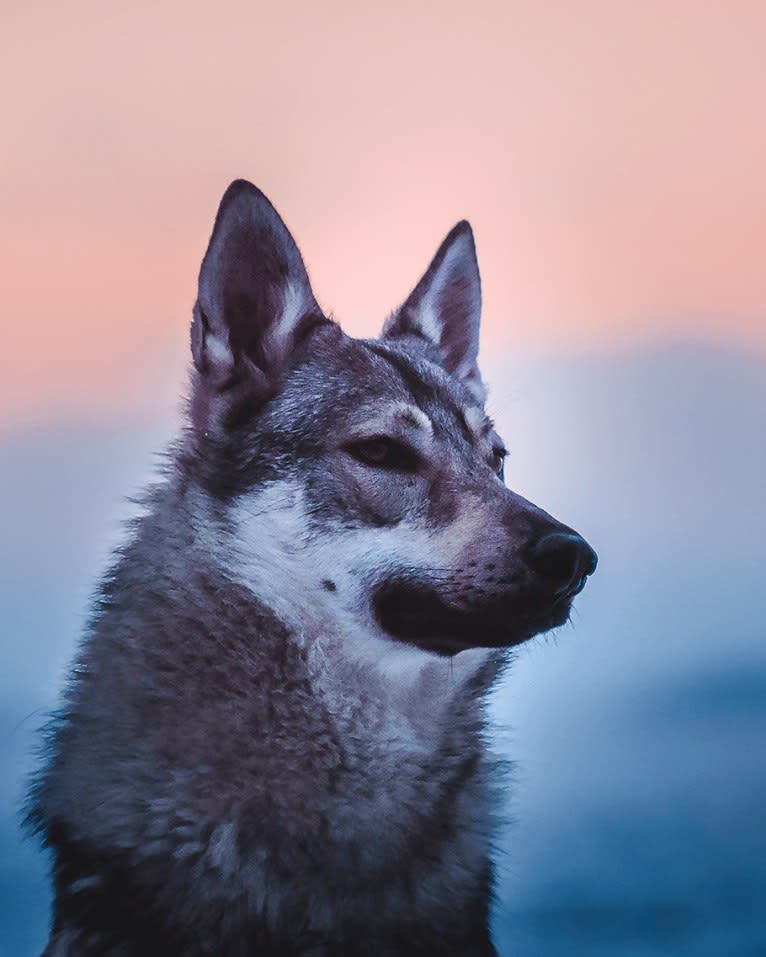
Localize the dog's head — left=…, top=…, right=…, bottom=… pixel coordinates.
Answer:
left=185, top=180, right=596, bottom=656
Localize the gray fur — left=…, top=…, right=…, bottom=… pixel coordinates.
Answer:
left=29, top=180, right=596, bottom=956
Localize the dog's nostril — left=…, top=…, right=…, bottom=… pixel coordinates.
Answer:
left=527, top=532, right=595, bottom=591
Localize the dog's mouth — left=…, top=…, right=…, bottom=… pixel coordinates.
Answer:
left=373, top=581, right=574, bottom=657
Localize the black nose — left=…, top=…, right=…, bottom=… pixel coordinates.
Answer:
left=526, top=531, right=598, bottom=593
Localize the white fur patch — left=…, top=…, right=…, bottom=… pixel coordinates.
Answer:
left=417, top=232, right=479, bottom=350
left=205, top=326, right=235, bottom=372
left=464, top=404, right=488, bottom=436
left=350, top=401, right=434, bottom=445
left=262, top=281, right=314, bottom=367
left=277, top=281, right=311, bottom=338
left=208, top=481, right=493, bottom=699
left=392, top=402, right=433, bottom=436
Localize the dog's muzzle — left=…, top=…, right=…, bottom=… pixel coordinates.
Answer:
left=374, top=531, right=597, bottom=657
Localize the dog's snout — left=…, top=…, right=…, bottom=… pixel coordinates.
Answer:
left=526, top=531, right=597, bottom=593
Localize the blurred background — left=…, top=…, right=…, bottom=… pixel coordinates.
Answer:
left=1, top=2, right=764, bottom=954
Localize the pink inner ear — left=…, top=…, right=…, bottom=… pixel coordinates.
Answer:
left=384, top=222, right=482, bottom=389
left=434, top=275, right=480, bottom=376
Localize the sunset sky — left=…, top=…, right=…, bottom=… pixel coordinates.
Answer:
left=2, top=1, right=765, bottom=428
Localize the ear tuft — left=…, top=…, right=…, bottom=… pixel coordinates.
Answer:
left=383, top=221, right=484, bottom=400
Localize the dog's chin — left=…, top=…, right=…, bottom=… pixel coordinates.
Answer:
left=374, top=583, right=573, bottom=657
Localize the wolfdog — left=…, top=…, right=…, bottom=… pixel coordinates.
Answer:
left=29, top=180, right=596, bottom=956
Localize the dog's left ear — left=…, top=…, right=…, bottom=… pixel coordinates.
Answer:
left=383, top=221, right=484, bottom=401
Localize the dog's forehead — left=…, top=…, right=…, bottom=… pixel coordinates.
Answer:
left=269, top=332, right=491, bottom=452
left=351, top=338, right=490, bottom=441
left=344, top=399, right=435, bottom=436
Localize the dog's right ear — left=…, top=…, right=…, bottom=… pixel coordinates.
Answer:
left=190, top=180, right=329, bottom=429
left=383, top=221, right=485, bottom=402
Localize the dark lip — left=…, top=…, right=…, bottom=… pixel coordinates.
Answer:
left=374, top=583, right=574, bottom=657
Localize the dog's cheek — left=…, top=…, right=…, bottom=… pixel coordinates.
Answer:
left=305, top=463, right=422, bottom=530
left=354, top=473, right=423, bottom=528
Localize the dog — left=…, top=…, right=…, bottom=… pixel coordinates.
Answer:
left=29, top=180, right=597, bottom=956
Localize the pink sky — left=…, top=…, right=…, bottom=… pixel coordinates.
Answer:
left=2, top=1, right=765, bottom=428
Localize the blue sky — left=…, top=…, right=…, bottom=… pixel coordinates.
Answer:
left=1, top=343, right=764, bottom=955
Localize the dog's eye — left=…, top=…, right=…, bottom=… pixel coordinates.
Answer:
left=348, top=438, right=417, bottom=471
left=491, top=446, right=507, bottom=479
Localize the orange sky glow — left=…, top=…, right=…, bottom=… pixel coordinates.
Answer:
left=2, top=1, right=765, bottom=428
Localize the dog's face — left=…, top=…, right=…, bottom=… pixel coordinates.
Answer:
left=186, top=181, right=596, bottom=656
